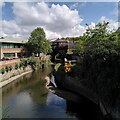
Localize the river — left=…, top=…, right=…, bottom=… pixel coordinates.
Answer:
left=2, top=66, right=103, bottom=119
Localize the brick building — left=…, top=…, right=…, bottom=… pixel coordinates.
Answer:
left=51, top=38, right=77, bottom=49
left=0, top=37, right=28, bottom=60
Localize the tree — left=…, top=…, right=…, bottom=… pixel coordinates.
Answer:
left=42, top=40, right=52, bottom=55
left=75, top=22, right=120, bottom=107
left=27, top=27, right=52, bottom=56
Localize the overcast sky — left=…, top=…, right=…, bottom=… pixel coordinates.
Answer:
left=0, top=2, right=119, bottom=40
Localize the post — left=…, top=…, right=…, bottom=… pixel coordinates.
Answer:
left=15, top=53, right=18, bottom=58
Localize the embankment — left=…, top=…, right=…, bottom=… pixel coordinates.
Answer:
left=0, top=66, right=32, bottom=88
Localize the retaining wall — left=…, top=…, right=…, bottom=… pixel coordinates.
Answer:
left=0, top=66, right=32, bottom=82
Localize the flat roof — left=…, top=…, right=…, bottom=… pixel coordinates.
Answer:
left=0, top=38, right=28, bottom=44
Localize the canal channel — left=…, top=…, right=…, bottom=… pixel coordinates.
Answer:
left=2, top=66, right=103, bottom=119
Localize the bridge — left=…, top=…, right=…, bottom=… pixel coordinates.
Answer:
left=50, top=39, right=77, bottom=63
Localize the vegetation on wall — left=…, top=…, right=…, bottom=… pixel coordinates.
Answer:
left=27, top=56, right=36, bottom=70
left=1, top=68, right=5, bottom=74
left=5, top=66, right=9, bottom=73
left=15, top=64, right=19, bottom=70
left=9, top=65, right=13, bottom=71
left=0, top=55, right=50, bottom=75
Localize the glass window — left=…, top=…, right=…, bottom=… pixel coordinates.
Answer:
left=14, top=44, right=18, bottom=48
left=2, top=43, right=14, bottom=48
left=2, top=43, right=23, bottom=48
left=10, top=44, right=14, bottom=48
left=4, top=53, right=15, bottom=57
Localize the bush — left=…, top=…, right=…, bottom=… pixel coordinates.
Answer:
left=5, top=66, right=9, bottom=72
left=21, top=57, right=37, bottom=70
left=28, top=57, right=36, bottom=70
left=1, top=68, right=5, bottom=74
left=21, top=59, right=28, bottom=69
left=15, top=64, right=19, bottom=70
left=9, top=65, right=13, bottom=71
left=19, top=63, right=22, bottom=69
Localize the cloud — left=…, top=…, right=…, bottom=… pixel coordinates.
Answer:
left=13, top=2, right=83, bottom=32
left=0, top=20, right=20, bottom=37
left=1, top=2, right=86, bottom=39
left=99, top=16, right=119, bottom=31
left=45, top=30, right=61, bottom=40
left=88, top=22, right=96, bottom=29
left=2, top=20, right=21, bottom=34
left=1, top=2, right=118, bottom=40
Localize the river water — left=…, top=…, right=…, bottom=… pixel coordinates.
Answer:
left=2, top=66, right=103, bottom=119
left=2, top=66, right=76, bottom=118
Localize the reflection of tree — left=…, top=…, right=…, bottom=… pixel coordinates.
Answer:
left=28, top=66, right=53, bottom=104
left=2, top=66, right=52, bottom=105
left=66, top=100, right=104, bottom=120
left=29, top=82, right=48, bottom=105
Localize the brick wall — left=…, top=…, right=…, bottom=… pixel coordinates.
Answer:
left=0, top=59, right=21, bottom=69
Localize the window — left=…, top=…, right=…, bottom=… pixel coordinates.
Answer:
left=14, top=44, right=19, bottom=48
left=2, top=43, right=23, bottom=48
left=10, top=44, right=14, bottom=48
left=2, top=43, right=14, bottom=48
left=3, top=53, right=15, bottom=57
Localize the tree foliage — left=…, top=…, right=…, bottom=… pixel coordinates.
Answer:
left=74, top=22, right=120, bottom=107
left=27, top=27, right=52, bottom=56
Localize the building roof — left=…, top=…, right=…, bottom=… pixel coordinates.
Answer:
left=54, top=39, right=68, bottom=43
left=0, top=37, right=28, bottom=44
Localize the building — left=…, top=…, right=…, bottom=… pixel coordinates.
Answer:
left=51, top=38, right=78, bottom=62
left=51, top=38, right=77, bottom=49
left=0, top=37, right=28, bottom=60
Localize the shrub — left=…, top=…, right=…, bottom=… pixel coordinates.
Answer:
left=19, top=63, right=22, bottom=69
left=5, top=66, right=9, bottom=72
left=15, top=64, right=19, bottom=70
left=21, top=59, right=28, bottom=69
left=9, top=65, right=13, bottom=71
left=28, top=57, right=36, bottom=71
left=1, top=68, right=5, bottom=74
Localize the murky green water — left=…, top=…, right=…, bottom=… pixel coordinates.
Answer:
left=2, top=66, right=78, bottom=118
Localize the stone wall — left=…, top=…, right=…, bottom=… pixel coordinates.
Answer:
left=0, top=66, right=32, bottom=82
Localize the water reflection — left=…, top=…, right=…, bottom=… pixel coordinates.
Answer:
left=2, top=66, right=104, bottom=119
left=66, top=100, right=104, bottom=120
left=2, top=66, right=77, bottom=118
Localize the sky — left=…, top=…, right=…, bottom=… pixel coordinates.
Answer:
left=0, top=1, right=119, bottom=40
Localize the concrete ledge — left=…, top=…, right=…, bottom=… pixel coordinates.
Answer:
left=45, top=76, right=82, bottom=103
left=0, top=70, right=32, bottom=88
